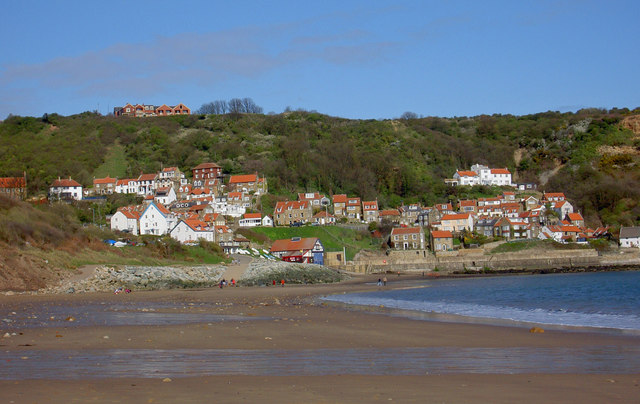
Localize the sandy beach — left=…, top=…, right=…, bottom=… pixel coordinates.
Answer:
left=1, top=275, right=639, bottom=403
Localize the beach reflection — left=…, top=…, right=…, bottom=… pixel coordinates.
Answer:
left=3, top=346, right=639, bottom=379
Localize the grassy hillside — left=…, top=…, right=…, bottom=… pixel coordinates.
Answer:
left=241, top=226, right=377, bottom=261
left=0, top=195, right=228, bottom=290
left=2, top=108, right=640, bottom=228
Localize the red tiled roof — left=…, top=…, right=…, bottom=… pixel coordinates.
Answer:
left=441, top=213, right=471, bottom=221
left=362, top=201, right=378, bottom=210
left=162, top=167, right=178, bottom=172
left=184, top=219, right=209, bottom=231
left=138, top=173, right=156, bottom=181
left=93, top=177, right=116, bottom=185
left=431, top=230, right=453, bottom=238
left=51, top=178, right=81, bottom=187
left=243, top=213, right=262, bottom=219
left=193, top=162, right=221, bottom=170
left=229, top=174, right=258, bottom=184
left=0, top=177, right=26, bottom=188
left=274, top=200, right=310, bottom=213
left=332, top=194, right=347, bottom=203
left=459, top=200, right=477, bottom=207
left=379, top=209, right=400, bottom=216
left=270, top=237, right=319, bottom=253
left=155, top=202, right=171, bottom=215
left=490, top=168, right=510, bottom=174
left=390, top=227, right=422, bottom=235
left=568, top=213, right=584, bottom=221
left=456, top=170, right=477, bottom=177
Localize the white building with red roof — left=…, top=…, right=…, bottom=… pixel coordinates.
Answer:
left=390, top=227, right=425, bottom=250
left=453, top=170, right=480, bottom=186
left=110, top=207, right=141, bottom=235
left=239, top=213, right=263, bottom=227
left=269, top=237, right=324, bottom=264
left=298, top=192, right=330, bottom=207
left=170, top=219, right=213, bottom=244
left=115, top=179, right=139, bottom=194
left=49, top=178, right=83, bottom=201
left=139, top=201, right=177, bottom=235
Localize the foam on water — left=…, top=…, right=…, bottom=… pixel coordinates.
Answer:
left=324, top=271, right=640, bottom=331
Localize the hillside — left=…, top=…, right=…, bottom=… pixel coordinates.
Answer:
left=1, top=107, right=640, bottom=227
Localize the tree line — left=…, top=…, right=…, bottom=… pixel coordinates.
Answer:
left=196, top=98, right=263, bottom=115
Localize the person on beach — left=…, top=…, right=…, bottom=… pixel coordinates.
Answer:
left=377, top=278, right=382, bottom=286
left=231, top=278, right=236, bottom=287
left=383, top=276, right=387, bottom=286
left=281, top=279, right=285, bottom=287
left=219, top=280, right=224, bottom=289
left=273, top=279, right=276, bottom=286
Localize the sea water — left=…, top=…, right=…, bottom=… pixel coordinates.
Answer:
left=324, top=271, right=640, bottom=332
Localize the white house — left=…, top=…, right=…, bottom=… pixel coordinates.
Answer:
left=553, top=200, right=574, bottom=219
left=115, top=179, right=139, bottom=194
left=139, top=201, right=177, bottom=235
left=239, top=213, right=262, bottom=227
left=471, top=164, right=513, bottom=187
left=110, top=208, right=140, bottom=235
left=262, top=215, right=274, bottom=227
left=619, top=226, right=640, bottom=248
left=137, top=173, right=157, bottom=196
left=154, top=187, right=177, bottom=206
left=453, top=171, right=480, bottom=186
left=49, top=178, right=83, bottom=201
left=170, top=219, right=214, bottom=244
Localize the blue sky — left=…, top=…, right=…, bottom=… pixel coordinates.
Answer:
left=1, top=0, right=638, bottom=120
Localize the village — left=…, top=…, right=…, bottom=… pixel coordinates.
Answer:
left=3, top=159, right=631, bottom=268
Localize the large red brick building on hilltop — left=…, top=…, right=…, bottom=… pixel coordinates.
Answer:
left=113, top=103, right=190, bottom=117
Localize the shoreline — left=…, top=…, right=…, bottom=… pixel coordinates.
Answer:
left=1, top=275, right=639, bottom=403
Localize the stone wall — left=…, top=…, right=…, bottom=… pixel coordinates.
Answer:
left=339, top=248, right=627, bottom=274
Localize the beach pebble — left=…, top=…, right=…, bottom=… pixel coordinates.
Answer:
left=162, top=378, right=172, bottom=382
left=529, top=327, right=545, bottom=333
left=66, top=316, right=76, bottom=322
left=3, top=332, right=10, bottom=338
left=103, top=335, right=109, bottom=339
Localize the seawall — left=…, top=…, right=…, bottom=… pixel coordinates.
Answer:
left=340, top=249, right=640, bottom=274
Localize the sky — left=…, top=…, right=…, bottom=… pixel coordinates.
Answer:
left=1, top=0, right=639, bottom=120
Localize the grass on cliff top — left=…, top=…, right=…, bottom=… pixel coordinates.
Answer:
left=246, top=225, right=377, bottom=261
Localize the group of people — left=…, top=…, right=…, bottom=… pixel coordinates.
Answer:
left=271, top=279, right=286, bottom=287
left=219, top=278, right=236, bottom=288
left=376, top=276, right=387, bottom=287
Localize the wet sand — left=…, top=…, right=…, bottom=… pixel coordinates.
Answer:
left=1, top=275, right=639, bottom=403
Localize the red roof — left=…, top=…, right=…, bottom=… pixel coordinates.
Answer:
left=51, top=178, right=81, bottom=187
left=0, top=177, right=26, bottom=188
left=332, top=194, right=347, bottom=203
left=391, top=227, right=422, bottom=235
left=490, top=168, right=511, bottom=175
left=270, top=237, right=319, bottom=253
left=243, top=213, right=262, bottom=219
left=183, top=219, right=209, bottom=231
left=362, top=201, right=378, bottom=211
left=93, top=176, right=116, bottom=185
left=229, top=174, right=258, bottom=184
left=456, top=170, right=477, bottom=177
left=431, top=230, right=453, bottom=238
left=441, top=213, right=471, bottom=221
left=193, top=162, right=221, bottom=170
left=274, top=200, right=310, bottom=212
left=379, top=209, right=400, bottom=217
left=138, top=173, right=156, bottom=181
left=568, top=213, right=584, bottom=221
left=162, top=167, right=178, bottom=172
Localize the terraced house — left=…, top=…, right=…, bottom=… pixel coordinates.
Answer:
left=273, top=200, right=313, bottom=226
left=390, top=227, right=425, bottom=250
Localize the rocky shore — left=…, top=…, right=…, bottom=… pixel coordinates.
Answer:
left=39, top=258, right=345, bottom=294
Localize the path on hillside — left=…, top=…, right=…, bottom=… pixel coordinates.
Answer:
left=221, top=254, right=253, bottom=281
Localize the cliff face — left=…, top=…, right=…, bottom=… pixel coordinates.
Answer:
left=621, top=115, right=640, bottom=135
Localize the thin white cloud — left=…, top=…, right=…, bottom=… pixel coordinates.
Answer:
left=0, top=24, right=398, bottom=104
